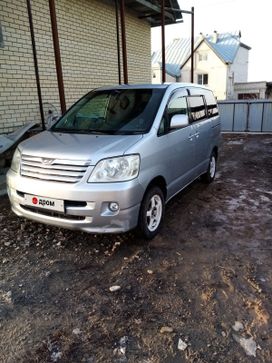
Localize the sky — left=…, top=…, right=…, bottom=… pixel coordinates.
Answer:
left=151, top=0, right=272, bottom=81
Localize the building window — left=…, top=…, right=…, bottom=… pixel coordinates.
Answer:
left=0, top=24, right=4, bottom=48
left=238, top=93, right=259, bottom=100
left=199, top=53, right=208, bottom=61
left=197, top=74, right=208, bottom=85
left=153, top=72, right=156, bottom=78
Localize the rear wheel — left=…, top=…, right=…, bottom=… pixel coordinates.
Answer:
left=138, top=186, right=165, bottom=239
left=202, top=151, right=217, bottom=183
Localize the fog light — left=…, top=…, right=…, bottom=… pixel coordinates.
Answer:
left=109, top=202, right=119, bottom=212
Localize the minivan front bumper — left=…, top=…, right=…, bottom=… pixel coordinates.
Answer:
left=7, top=170, right=144, bottom=233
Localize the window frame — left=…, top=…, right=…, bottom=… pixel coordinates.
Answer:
left=157, top=88, right=189, bottom=137
left=197, top=73, right=209, bottom=85
left=188, top=87, right=219, bottom=120
left=198, top=53, right=208, bottom=62
left=52, top=88, right=166, bottom=135
left=186, top=95, right=208, bottom=123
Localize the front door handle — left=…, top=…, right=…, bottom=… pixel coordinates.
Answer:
left=188, top=133, right=197, bottom=141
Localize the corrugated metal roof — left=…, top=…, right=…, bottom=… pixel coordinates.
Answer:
left=206, top=32, right=248, bottom=63
left=152, top=37, right=194, bottom=77
left=152, top=32, right=251, bottom=77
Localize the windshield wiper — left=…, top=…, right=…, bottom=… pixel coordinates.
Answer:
left=51, top=128, right=79, bottom=133
left=88, top=130, right=117, bottom=135
left=52, top=128, right=117, bottom=135
left=51, top=128, right=144, bottom=135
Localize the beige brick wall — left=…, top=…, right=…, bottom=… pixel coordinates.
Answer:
left=0, top=0, right=151, bottom=133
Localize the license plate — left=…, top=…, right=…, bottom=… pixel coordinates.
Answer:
left=24, top=194, right=64, bottom=213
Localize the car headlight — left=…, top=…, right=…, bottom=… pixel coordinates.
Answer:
left=10, top=148, right=21, bottom=173
left=88, top=154, right=140, bottom=183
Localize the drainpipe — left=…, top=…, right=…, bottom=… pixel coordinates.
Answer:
left=48, top=0, right=66, bottom=114
left=115, top=0, right=121, bottom=85
left=120, top=0, right=128, bottom=84
left=26, top=0, right=45, bottom=130
left=161, top=0, right=166, bottom=83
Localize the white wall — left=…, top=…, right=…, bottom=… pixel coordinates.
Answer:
left=151, top=64, right=162, bottom=84
left=227, top=46, right=249, bottom=98
left=151, top=63, right=176, bottom=83
left=230, top=47, right=249, bottom=82
left=234, top=81, right=267, bottom=99
left=181, top=41, right=228, bottom=100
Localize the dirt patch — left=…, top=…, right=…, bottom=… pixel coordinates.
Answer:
left=0, top=134, right=272, bottom=362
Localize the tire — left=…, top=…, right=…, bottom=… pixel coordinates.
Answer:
left=202, top=151, right=217, bottom=184
left=138, top=186, right=165, bottom=239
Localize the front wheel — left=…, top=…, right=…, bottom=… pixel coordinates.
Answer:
left=202, top=151, right=217, bottom=184
left=138, top=186, right=165, bottom=239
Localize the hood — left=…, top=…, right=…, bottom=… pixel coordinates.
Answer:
left=19, top=131, right=143, bottom=165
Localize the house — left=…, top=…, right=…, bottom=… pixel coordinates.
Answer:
left=152, top=37, right=191, bottom=83
left=152, top=31, right=251, bottom=100
left=0, top=0, right=182, bottom=133
left=234, top=81, right=272, bottom=99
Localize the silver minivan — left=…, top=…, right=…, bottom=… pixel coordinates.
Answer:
left=7, top=83, right=220, bottom=239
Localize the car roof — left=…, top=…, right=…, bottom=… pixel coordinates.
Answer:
left=96, top=84, right=168, bottom=91
left=95, top=83, right=212, bottom=92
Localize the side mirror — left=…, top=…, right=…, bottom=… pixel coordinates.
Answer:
left=170, top=114, right=189, bottom=129
left=47, top=116, right=60, bottom=129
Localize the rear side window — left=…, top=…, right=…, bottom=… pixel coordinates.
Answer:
left=202, top=89, right=219, bottom=117
left=188, top=87, right=219, bottom=118
left=187, top=96, right=206, bottom=122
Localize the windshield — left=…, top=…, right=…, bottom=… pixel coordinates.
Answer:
left=52, top=88, right=165, bottom=135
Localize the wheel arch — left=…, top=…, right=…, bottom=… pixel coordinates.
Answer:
left=144, top=176, right=167, bottom=200
left=212, top=146, right=218, bottom=159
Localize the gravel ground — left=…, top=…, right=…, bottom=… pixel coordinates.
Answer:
left=0, top=134, right=271, bottom=363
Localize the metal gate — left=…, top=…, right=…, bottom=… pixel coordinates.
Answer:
left=218, top=100, right=272, bottom=132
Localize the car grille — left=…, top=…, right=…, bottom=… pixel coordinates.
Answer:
left=20, top=205, right=85, bottom=220
left=20, top=154, right=91, bottom=183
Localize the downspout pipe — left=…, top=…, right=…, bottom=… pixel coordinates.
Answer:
left=115, top=0, right=121, bottom=85
left=120, top=0, right=128, bottom=84
left=161, top=0, right=166, bottom=83
left=48, top=0, right=66, bottom=114
left=26, top=0, right=45, bottom=130
left=190, top=6, right=194, bottom=83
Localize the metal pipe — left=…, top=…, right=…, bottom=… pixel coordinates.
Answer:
left=190, top=6, right=194, bottom=83
left=26, top=0, right=45, bottom=130
left=179, top=9, right=193, bottom=14
left=261, top=102, right=265, bottom=132
left=165, top=7, right=192, bottom=14
left=115, top=0, right=121, bottom=85
left=48, top=0, right=66, bottom=114
left=232, top=103, right=236, bottom=131
left=246, top=102, right=250, bottom=132
left=120, top=0, right=128, bottom=84
left=152, top=19, right=184, bottom=27
left=161, top=0, right=166, bottom=83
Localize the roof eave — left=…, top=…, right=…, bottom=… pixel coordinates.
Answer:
left=179, top=38, right=206, bottom=69
left=205, top=39, right=233, bottom=64
left=125, top=0, right=183, bottom=27
left=240, top=42, right=251, bottom=50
